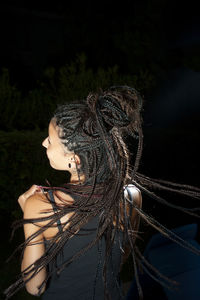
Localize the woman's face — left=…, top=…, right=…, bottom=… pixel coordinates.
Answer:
left=42, top=121, right=70, bottom=170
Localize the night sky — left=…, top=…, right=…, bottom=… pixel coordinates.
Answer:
left=0, top=1, right=199, bottom=85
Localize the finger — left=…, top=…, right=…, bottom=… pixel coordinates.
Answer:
left=24, top=185, right=39, bottom=197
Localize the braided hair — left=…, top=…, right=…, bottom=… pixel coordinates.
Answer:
left=5, top=86, right=200, bottom=299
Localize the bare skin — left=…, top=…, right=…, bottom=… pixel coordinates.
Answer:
left=19, top=120, right=142, bottom=295
left=19, top=120, right=80, bottom=295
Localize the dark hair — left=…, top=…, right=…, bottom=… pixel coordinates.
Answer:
left=5, top=86, right=200, bottom=299
left=54, top=86, right=143, bottom=184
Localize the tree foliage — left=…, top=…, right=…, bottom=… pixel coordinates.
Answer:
left=0, top=54, right=156, bottom=131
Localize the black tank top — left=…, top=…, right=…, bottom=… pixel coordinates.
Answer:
left=42, top=191, right=124, bottom=300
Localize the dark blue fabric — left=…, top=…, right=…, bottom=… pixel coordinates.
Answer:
left=126, top=223, right=200, bottom=300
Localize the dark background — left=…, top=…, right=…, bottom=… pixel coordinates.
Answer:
left=0, top=1, right=200, bottom=132
left=0, top=0, right=200, bottom=299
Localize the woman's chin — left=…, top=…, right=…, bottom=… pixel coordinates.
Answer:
left=49, top=161, right=57, bottom=169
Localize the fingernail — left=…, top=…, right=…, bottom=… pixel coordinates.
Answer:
left=36, top=185, right=42, bottom=189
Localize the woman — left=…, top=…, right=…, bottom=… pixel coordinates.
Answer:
left=5, top=86, right=200, bottom=299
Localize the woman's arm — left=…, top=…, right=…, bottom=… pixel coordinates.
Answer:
left=19, top=187, right=47, bottom=295
left=121, top=187, right=142, bottom=265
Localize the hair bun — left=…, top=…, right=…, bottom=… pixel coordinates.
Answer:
left=96, top=95, right=130, bottom=130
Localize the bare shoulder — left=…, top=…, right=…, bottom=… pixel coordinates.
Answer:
left=133, top=187, right=142, bottom=208
left=129, top=186, right=142, bottom=222
left=124, top=185, right=142, bottom=208
left=53, top=190, right=74, bottom=204
left=123, top=185, right=142, bottom=228
left=23, top=193, right=50, bottom=219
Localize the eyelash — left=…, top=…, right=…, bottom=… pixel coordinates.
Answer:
left=48, top=138, right=51, bottom=144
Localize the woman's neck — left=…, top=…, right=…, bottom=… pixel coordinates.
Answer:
left=70, top=172, right=85, bottom=185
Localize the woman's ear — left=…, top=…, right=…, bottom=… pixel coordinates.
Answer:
left=74, top=154, right=81, bottom=165
left=65, top=153, right=81, bottom=164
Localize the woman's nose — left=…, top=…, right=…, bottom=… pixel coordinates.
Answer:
left=42, top=138, right=48, bottom=148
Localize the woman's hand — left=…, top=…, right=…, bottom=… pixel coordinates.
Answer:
left=18, top=185, right=42, bottom=212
